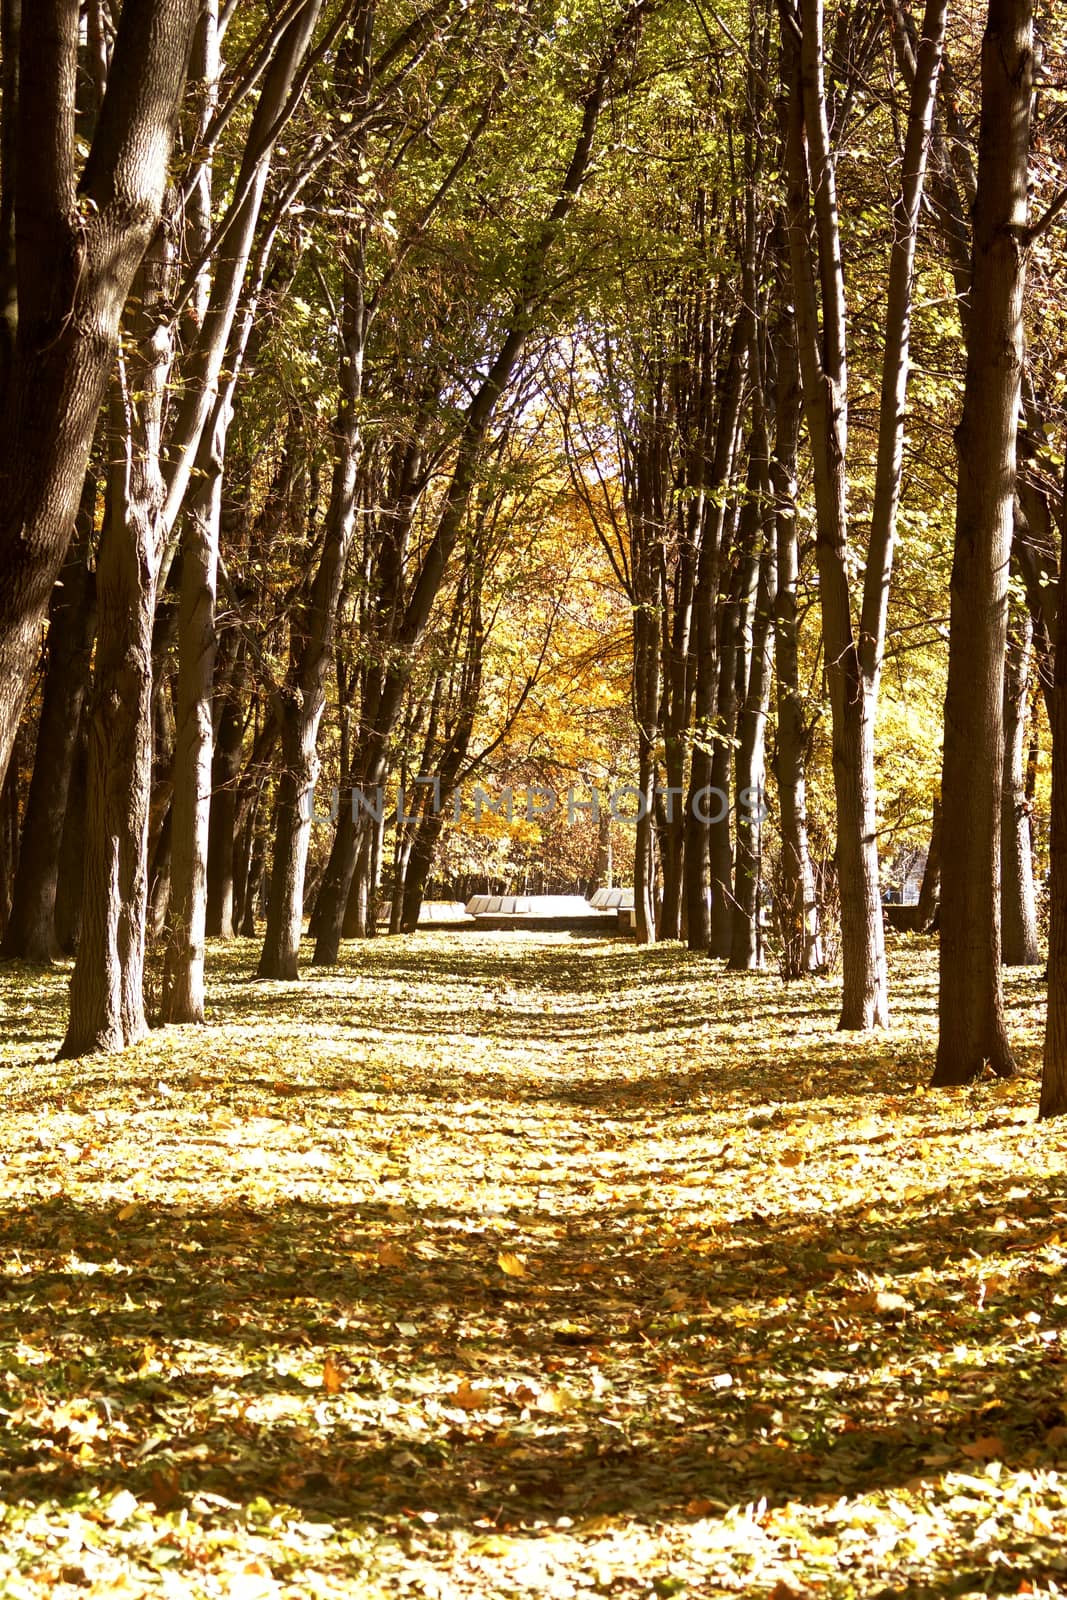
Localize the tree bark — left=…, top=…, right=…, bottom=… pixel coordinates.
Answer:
left=1, top=473, right=97, bottom=961
left=769, top=278, right=820, bottom=976
left=933, top=0, right=1031, bottom=1085
left=54, top=712, right=88, bottom=955
left=915, top=796, right=942, bottom=933
left=205, top=634, right=246, bottom=938
left=1000, top=612, right=1040, bottom=965
left=60, top=284, right=173, bottom=1057
left=730, top=447, right=777, bottom=969
left=0, top=0, right=198, bottom=797
left=1041, top=462, right=1067, bottom=1116
left=160, top=418, right=222, bottom=1022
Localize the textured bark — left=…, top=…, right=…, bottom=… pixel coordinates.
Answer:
left=54, top=714, right=88, bottom=955
left=685, top=315, right=748, bottom=950
left=630, top=433, right=664, bottom=947
left=769, top=283, right=820, bottom=976
left=1042, top=481, right=1067, bottom=1117
left=61, top=427, right=159, bottom=1051
left=1, top=476, right=96, bottom=961
left=709, top=554, right=743, bottom=959
left=161, top=422, right=222, bottom=1022
left=0, top=0, right=198, bottom=797
left=60, top=214, right=177, bottom=1057
left=205, top=636, right=246, bottom=938
left=933, top=0, right=1030, bottom=1085
left=730, top=439, right=777, bottom=970
left=1000, top=614, right=1040, bottom=965
left=257, top=704, right=320, bottom=980
left=0, top=730, right=21, bottom=937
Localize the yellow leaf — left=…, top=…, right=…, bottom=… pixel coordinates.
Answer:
left=117, top=1201, right=140, bottom=1223
left=497, top=1250, right=528, bottom=1278
left=535, top=1386, right=573, bottom=1413
left=322, top=1354, right=346, bottom=1394
left=377, top=1242, right=406, bottom=1268
left=778, top=1149, right=804, bottom=1167
left=450, top=1379, right=493, bottom=1410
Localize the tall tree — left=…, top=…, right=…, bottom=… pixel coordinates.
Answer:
left=777, top=0, right=946, bottom=1026
left=933, top=0, right=1033, bottom=1086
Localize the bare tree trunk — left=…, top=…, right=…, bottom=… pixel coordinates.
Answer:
left=258, top=705, right=320, bottom=980
left=1001, top=612, right=1039, bottom=965
left=685, top=316, right=747, bottom=950
left=915, top=796, right=942, bottom=933
left=769, top=281, right=820, bottom=976
left=205, top=638, right=245, bottom=938
left=161, top=424, right=221, bottom=1021
left=595, top=805, right=613, bottom=891
left=730, top=488, right=776, bottom=969
left=0, top=730, right=21, bottom=938
left=60, top=260, right=174, bottom=1056
left=54, top=713, right=88, bottom=955
left=1, top=477, right=96, bottom=961
left=709, top=557, right=742, bottom=958
left=934, top=0, right=1031, bottom=1086
left=1041, top=467, right=1067, bottom=1117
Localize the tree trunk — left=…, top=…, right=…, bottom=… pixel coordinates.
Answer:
left=769, top=282, right=820, bottom=976
left=54, top=713, right=88, bottom=955
left=595, top=805, right=613, bottom=891
left=933, top=0, right=1031, bottom=1085
left=239, top=798, right=267, bottom=938
left=0, top=0, right=198, bottom=796
left=915, top=796, right=942, bottom=933
left=730, top=526, right=776, bottom=970
left=147, top=802, right=173, bottom=942
left=779, top=0, right=945, bottom=1025
left=205, top=640, right=245, bottom=938
left=1041, top=471, right=1067, bottom=1117
left=1, top=475, right=97, bottom=961
left=60, top=328, right=170, bottom=1056
left=709, top=556, right=742, bottom=959
left=1001, top=613, right=1040, bottom=965
left=0, top=730, right=21, bottom=938
left=257, top=701, right=320, bottom=980
left=161, top=420, right=221, bottom=1022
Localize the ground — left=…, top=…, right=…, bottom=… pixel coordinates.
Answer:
left=0, top=931, right=1065, bottom=1599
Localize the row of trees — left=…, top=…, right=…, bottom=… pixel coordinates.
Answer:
left=0, top=0, right=1065, bottom=1111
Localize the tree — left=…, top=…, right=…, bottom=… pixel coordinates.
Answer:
left=777, top=0, right=947, bottom=1027
left=0, top=0, right=199, bottom=799
left=933, top=0, right=1033, bottom=1087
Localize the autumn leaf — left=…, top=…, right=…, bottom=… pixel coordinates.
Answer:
left=497, top=1250, right=528, bottom=1277
left=450, top=1380, right=494, bottom=1411
left=322, top=1354, right=347, bottom=1394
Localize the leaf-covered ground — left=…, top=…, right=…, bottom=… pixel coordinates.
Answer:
left=0, top=931, right=1065, bottom=1599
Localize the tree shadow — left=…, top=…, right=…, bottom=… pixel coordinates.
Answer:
left=1, top=1165, right=1065, bottom=1544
